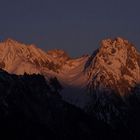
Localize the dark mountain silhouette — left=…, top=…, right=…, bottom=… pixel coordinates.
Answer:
left=86, top=85, right=140, bottom=140
left=0, top=69, right=123, bottom=140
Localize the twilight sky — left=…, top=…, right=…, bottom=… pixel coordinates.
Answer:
left=0, top=0, right=140, bottom=57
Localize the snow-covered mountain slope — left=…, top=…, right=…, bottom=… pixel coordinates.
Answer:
left=0, top=39, right=70, bottom=75
left=0, top=38, right=89, bottom=86
left=49, top=56, right=89, bottom=87
left=85, top=37, right=140, bottom=96
left=0, top=37, right=140, bottom=102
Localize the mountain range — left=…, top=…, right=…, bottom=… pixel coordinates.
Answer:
left=1, top=37, right=140, bottom=92
left=1, top=38, right=140, bottom=103
left=0, top=37, right=140, bottom=139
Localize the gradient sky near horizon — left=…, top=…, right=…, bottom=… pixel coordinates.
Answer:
left=0, top=0, right=139, bottom=57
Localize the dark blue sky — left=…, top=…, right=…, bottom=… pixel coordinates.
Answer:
left=0, top=0, right=140, bottom=57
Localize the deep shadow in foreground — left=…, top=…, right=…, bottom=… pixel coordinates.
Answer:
left=0, top=69, right=139, bottom=140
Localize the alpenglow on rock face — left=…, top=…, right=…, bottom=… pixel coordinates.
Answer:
left=0, top=37, right=140, bottom=97
left=85, top=37, right=140, bottom=96
left=0, top=39, right=69, bottom=74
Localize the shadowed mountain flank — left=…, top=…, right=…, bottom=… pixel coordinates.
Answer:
left=0, top=69, right=121, bottom=140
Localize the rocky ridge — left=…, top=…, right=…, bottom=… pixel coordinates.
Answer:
left=85, top=37, right=140, bottom=96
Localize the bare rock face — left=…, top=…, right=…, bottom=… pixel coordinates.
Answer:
left=0, top=39, right=70, bottom=74
left=85, top=37, right=140, bottom=96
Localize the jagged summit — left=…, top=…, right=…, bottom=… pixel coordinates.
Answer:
left=97, top=37, right=139, bottom=68
left=86, top=37, right=140, bottom=96
left=99, top=37, right=139, bottom=59
left=100, top=37, right=129, bottom=49
left=4, top=38, right=19, bottom=43
left=3, top=38, right=29, bottom=48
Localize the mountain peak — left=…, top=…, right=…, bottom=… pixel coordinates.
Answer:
left=100, top=37, right=132, bottom=51
left=86, top=37, right=140, bottom=96
left=97, top=37, right=138, bottom=65
left=4, top=38, right=20, bottom=45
